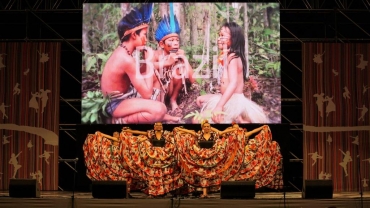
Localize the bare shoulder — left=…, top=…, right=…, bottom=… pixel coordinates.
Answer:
left=227, top=53, right=242, bottom=71
left=227, top=53, right=240, bottom=63
left=105, top=50, right=135, bottom=74
left=117, top=54, right=136, bottom=74
left=152, top=49, right=161, bottom=61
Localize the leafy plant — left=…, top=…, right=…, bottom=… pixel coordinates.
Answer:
left=183, top=110, right=226, bottom=122
left=81, top=90, right=109, bottom=124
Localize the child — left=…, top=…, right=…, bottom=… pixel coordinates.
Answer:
left=195, top=22, right=269, bottom=123
left=153, top=14, right=195, bottom=114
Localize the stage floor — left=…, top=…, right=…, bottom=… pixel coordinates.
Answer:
left=0, top=191, right=369, bottom=208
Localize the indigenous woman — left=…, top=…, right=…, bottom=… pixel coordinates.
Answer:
left=174, top=120, right=244, bottom=198
left=121, top=122, right=183, bottom=198
left=195, top=22, right=269, bottom=123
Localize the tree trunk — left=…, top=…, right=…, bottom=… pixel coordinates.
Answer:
left=212, top=3, right=218, bottom=48
left=174, top=3, right=186, bottom=45
left=244, top=3, right=249, bottom=78
left=174, top=3, right=181, bottom=24
left=181, top=3, right=187, bottom=46
left=202, top=4, right=207, bottom=32
left=82, top=4, right=91, bottom=54
left=263, top=7, right=269, bottom=28
left=204, top=4, right=210, bottom=70
left=120, top=3, right=130, bottom=17
left=159, top=3, right=168, bottom=17
left=151, top=12, right=157, bottom=44
left=190, top=3, right=198, bottom=45
left=233, top=3, right=240, bottom=23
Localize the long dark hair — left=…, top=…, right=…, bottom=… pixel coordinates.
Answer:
left=221, top=22, right=248, bottom=81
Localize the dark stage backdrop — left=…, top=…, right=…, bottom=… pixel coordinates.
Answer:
left=0, top=42, right=60, bottom=190
left=74, top=124, right=290, bottom=192
left=303, top=43, right=370, bottom=192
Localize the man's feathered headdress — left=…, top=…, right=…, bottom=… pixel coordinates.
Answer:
left=118, top=3, right=154, bottom=39
left=155, top=3, right=181, bottom=42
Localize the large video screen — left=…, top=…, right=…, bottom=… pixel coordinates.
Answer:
left=82, top=2, right=281, bottom=124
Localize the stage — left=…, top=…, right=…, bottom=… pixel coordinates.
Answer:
left=0, top=191, right=369, bottom=208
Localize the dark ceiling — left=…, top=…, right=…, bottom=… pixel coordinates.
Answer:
left=1, top=0, right=369, bottom=191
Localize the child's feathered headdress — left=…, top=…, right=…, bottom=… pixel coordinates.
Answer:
left=155, top=3, right=181, bottom=42
left=118, top=3, right=154, bottom=39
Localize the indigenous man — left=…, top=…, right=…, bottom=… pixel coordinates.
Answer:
left=101, top=3, right=178, bottom=124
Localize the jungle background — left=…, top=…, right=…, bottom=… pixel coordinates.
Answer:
left=81, top=2, right=281, bottom=124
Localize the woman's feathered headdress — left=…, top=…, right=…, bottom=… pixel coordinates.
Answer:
left=155, top=3, right=181, bottom=42
left=118, top=3, right=154, bottom=39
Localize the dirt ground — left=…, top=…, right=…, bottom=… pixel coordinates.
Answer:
left=169, top=77, right=281, bottom=124
left=82, top=74, right=281, bottom=124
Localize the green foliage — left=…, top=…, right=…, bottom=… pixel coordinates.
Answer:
left=196, top=78, right=203, bottom=85
left=183, top=110, right=226, bottom=122
left=82, top=3, right=281, bottom=100
left=81, top=90, right=109, bottom=124
left=83, top=4, right=121, bottom=74
left=245, top=3, right=281, bottom=78
left=183, top=110, right=203, bottom=122
left=263, top=62, right=281, bottom=77
left=200, top=90, right=207, bottom=95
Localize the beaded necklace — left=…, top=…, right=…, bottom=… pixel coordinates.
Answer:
left=120, top=44, right=132, bottom=56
